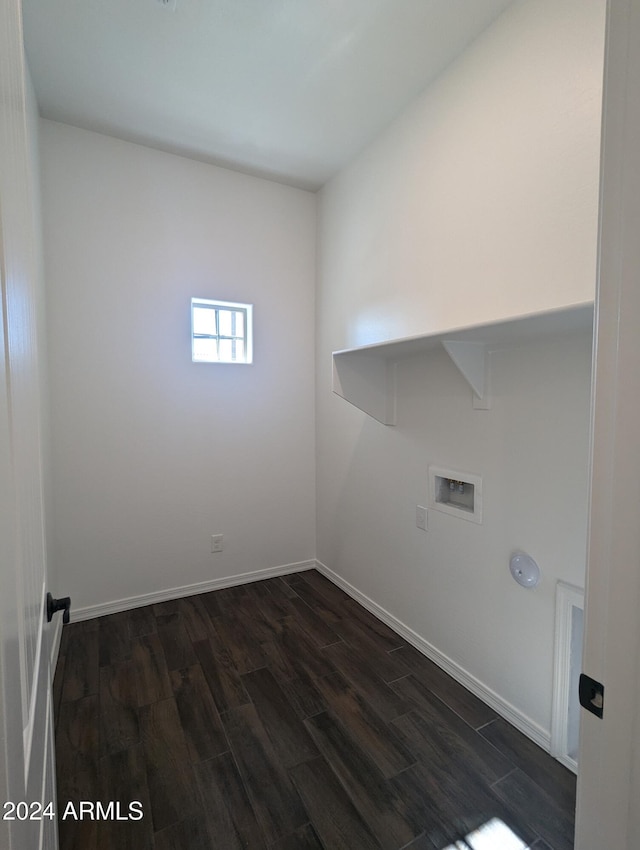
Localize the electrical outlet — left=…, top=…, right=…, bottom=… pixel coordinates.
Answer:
left=211, top=534, right=224, bottom=553
left=416, top=505, right=428, bottom=531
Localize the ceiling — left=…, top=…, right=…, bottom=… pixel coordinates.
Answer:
left=22, top=0, right=514, bottom=190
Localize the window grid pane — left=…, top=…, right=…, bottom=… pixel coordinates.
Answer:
left=192, top=306, right=218, bottom=336
left=191, top=299, right=252, bottom=364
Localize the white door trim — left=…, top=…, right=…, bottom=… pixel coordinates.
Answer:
left=551, top=581, right=584, bottom=773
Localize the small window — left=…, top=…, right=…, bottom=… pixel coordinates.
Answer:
left=191, top=298, right=253, bottom=364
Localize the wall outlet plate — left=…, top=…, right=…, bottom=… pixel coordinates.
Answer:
left=416, top=505, right=428, bottom=531
left=211, top=534, right=223, bottom=553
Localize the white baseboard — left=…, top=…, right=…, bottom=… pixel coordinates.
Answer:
left=71, top=559, right=316, bottom=622
left=315, top=560, right=552, bottom=754
left=556, top=752, right=578, bottom=774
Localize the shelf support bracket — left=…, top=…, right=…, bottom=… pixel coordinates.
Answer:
left=441, top=340, right=491, bottom=409
left=332, top=351, right=397, bottom=425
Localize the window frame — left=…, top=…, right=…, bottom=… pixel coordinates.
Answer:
left=191, top=297, right=253, bottom=364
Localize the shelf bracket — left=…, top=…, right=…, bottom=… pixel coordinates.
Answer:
left=332, top=351, right=397, bottom=425
left=441, top=340, right=491, bottom=409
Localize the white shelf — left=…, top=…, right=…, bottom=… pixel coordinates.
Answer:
left=332, top=303, right=593, bottom=424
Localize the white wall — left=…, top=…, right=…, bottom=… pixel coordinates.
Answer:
left=41, top=121, right=316, bottom=612
left=317, top=0, right=604, bottom=739
left=321, top=335, right=592, bottom=735
left=320, top=0, right=604, bottom=351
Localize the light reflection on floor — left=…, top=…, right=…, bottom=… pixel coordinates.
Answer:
left=442, top=817, right=528, bottom=850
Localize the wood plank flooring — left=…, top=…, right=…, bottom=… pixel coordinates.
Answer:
left=54, top=570, right=576, bottom=849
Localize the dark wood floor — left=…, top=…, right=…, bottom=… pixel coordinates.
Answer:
left=53, top=569, right=576, bottom=850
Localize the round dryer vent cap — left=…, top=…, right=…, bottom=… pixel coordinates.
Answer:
left=509, top=553, right=541, bottom=588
